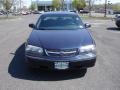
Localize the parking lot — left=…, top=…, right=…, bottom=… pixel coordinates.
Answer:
left=0, top=14, right=120, bottom=90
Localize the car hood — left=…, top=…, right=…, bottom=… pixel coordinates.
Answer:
left=28, top=29, right=94, bottom=49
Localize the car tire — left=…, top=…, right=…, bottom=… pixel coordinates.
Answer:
left=116, top=23, right=120, bottom=28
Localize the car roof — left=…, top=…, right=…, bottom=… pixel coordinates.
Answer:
left=42, top=11, right=77, bottom=16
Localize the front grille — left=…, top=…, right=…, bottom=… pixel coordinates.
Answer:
left=45, top=49, right=78, bottom=57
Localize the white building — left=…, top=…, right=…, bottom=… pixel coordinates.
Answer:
left=63, top=0, right=73, bottom=10
left=36, top=0, right=73, bottom=11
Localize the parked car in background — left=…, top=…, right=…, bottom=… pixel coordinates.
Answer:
left=39, top=11, right=44, bottom=14
left=12, top=12, right=20, bottom=16
left=27, top=11, right=31, bottom=14
left=33, top=11, right=40, bottom=14
left=0, top=10, right=7, bottom=15
left=21, top=11, right=28, bottom=15
left=115, top=15, right=120, bottom=28
left=32, top=10, right=44, bottom=14
left=26, top=12, right=96, bottom=71
left=0, top=12, right=3, bottom=15
left=80, top=10, right=89, bottom=14
left=69, top=10, right=78, bottom=13
left=114, top=11, right=120, bottom=14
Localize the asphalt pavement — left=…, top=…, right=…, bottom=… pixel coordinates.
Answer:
left=0, top=14, right=120, bottom=90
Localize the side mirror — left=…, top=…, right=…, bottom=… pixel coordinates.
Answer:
left=29, top=23, right=35, bottom=28
left=85, top=23, right=91, bottom=28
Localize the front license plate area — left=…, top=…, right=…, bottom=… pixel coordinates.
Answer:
left=54, top=62, right=69, bottom=70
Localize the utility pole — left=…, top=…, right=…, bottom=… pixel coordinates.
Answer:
left=20, top=0, right=22, bottom=14
left=31, top=0, right=32, bottom=11
left=62, top=0, right=64, bottom=11
left=36, top=0, right=38, bottom=11
left=104, top=0, right=107, bottom=17
left=89, top=0, right=91, bottom=17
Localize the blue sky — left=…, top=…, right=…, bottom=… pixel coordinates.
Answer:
left=23, top=0, right=120, bottom=7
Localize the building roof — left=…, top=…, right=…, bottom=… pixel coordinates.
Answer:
left=42, top=11, right=77, bottom=15
left=37, top=0, right=72, bottom=6
left=37, top=1, right=52, bottom=6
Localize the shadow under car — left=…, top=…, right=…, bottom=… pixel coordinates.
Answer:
left=8, top=43, right=87, bottom=81
left=107, top=27, right=120, bottom=31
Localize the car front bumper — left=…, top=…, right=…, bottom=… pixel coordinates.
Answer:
left=25, top=54, right=96, bottom=70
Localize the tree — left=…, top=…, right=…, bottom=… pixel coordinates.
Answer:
left=112, top=3, right=120, bottom=11
left=72, top=0, right=86, bottom=11
left=88, top=0, right=95, bottom=16
left=52, top=0, right=62, bottom=11
left=30, top=2, right=37, bottom=11
left=86, top=0, right=99, bottom=17
left=3, top=0, right=13, bottom=17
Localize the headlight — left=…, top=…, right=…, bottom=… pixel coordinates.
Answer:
left=79, top=45, right=96, bottom=54
left=26, top=45, right=43, bottom=54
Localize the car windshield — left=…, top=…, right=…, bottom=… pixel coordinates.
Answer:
left=36, top=14, right=85, bottom=30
